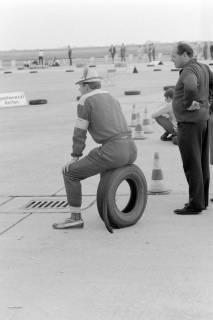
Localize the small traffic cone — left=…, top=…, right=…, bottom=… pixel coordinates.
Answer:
left=134, top=113, right=146, bottom=140
left=129, top=104, right=137, bottom=127
left=148, top=152, right=170, bottom=194
left=142, top=107, right=154, bottom=133
left=133, top=66, right=138, bottom=73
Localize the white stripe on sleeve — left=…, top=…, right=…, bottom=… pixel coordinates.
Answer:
left=75, top=117, right=89, bottom=130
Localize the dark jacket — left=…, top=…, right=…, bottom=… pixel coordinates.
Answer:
left=172, top=59, right=213, bottom=123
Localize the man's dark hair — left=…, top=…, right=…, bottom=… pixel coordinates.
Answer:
left=83, top=82, right=101, bottom=89
left=176, top=42, right=194, bottom=57
left=164, top=88, right=174, bottom=99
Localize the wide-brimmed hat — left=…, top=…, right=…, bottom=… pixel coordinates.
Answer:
left=75, top=67, right=102, bottom=85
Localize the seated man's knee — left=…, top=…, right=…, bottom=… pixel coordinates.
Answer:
left=62, top=165, right=66, bottom=175
left=62, top=162, right=80, bottom=180
left=62, top=163, right=75, bottom=176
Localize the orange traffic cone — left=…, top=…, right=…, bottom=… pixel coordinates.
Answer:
left=129, top=104, right=137, bottom=127
left=134, top=113, right=146, bottom=140
left=148, top=152, right=170, bottom=194
left=142, top=107, right=154, bottom=133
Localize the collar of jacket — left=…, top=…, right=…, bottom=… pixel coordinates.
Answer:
left=78, top=89, right=109, bottom=105
left=179, top=58, right=198, bottom=75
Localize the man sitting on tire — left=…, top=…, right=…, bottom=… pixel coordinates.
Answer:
left=52, top=67, right=137, bottom=229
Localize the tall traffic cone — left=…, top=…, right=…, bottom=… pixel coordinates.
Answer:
left=142, top=107, right=154, bottom=133
left=148, top=152, right=170, bottom=194
left=133, top=66, right=138, bottom=73
left=134, top=113, right=146, bottom=140
left=129, top=104, right=137, bottom=127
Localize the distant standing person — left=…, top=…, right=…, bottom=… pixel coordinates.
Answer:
left=210, top=43, right=213, bottom=60
left=38, top=50, right=44, bottom=66
left=195, top=42, right=203, bottom=60
left=203, top=42, right=208, bottom=60
left=147, top=43, right=153, bottom=62
left=68, top=45, right=72, bottom=65
left=152, top=43, right=156, bottom=61
left=120, top=43, right=126, bottom=62
left=137, top=45, right=143, bottom=62
left=109, top=45, right=116, bottom=63
left=171, top=41, right=213, bottom=215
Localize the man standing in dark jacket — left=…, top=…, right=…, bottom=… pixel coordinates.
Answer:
left=171, top=42, right=213, bottom=214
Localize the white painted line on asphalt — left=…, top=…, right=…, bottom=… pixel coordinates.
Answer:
left=0, top=212, right=32, bottom=236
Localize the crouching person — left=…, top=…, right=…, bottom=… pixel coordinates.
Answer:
left=152, top=88, right=177, bottom=143
left=52, top=67, right=137, bottom=229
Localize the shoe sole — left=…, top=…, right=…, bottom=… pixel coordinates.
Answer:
left=174, top=210, right=201, bottom=215
left=52, top=223, right=84, bottom=229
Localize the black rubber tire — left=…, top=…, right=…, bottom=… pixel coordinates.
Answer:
left=29, top=70, right=38, bottom=73
left=171, top=68, right=179, bottom=71
left=29, top=99, right=48, bottom=105
left=4, top=71, right=12, bottom=74
left=124, top=90, right=141, bottom=95
left=65, top=69, right=74, bottom=72
left=163, top=85, right=175, bottom=91
left=97, top=164, right=148, bottom=230
left=153, top=69, right=162, bottom=71
left=97, top=172, right=114, bottom=233
left=209, top=63, right=213, bottom=66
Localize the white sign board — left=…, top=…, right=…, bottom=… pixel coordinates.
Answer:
left=0, top=92, right=27, bottom=108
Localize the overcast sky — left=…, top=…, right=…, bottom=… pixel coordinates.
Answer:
left=1, top=0, right=213, bottom=50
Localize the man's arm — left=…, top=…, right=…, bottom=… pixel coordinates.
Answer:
left=182, top=69, right=198, bottom=109
left=208, top=67, right=213, bottom=108
left=71, top=103, right=90, bottom=158
left=202, top=64, right=213, bottom=112
left=152, top=103, right=171, bottom=118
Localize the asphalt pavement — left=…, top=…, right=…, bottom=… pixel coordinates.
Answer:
left=0, top=61, right=213, bottom=320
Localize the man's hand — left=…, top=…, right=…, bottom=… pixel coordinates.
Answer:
left=63, top=157, right=79, bottom=173
left=187, top=101, right=200, bottom=111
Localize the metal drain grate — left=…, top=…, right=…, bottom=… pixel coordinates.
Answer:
left=22, top=197, right=69, bottom=212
